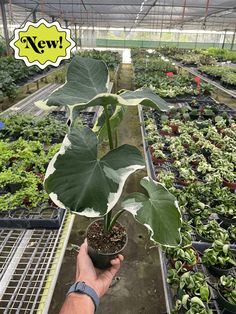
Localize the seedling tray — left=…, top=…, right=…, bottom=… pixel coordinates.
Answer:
left=0, top=207, right=65, bottom=229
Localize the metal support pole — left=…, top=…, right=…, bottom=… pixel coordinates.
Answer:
left=195, top=32, right=199, bottom=49
left=230, top=28, right=236, bottom=50
left=0, top=0, right=10, bottom=55
left=52, top=16, right=55, bottom=22
left=32, top=10, right=37, bottom=22
left=79, top=26, right=82, bottom=49
left=65, top=20, right=68, bottom=28
left=222, top=30, right=227, bottom=49
left=74, top=23, right=78, bottom=50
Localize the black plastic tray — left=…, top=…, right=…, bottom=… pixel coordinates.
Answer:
left=0, top=206, right=66, bottom=229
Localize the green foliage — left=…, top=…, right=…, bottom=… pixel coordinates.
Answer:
left=76, top=49, right=121, bottom=70
left=219, top=275, right=236, bottom=304
left=207, top=48, right=236, bottom=62
left=195, top=219, right=229, bottom=242
left=0, top=56, right=43, bottom=99
left=202, top=240, right=236, bottom=269
left=0, top=113, right=67, bottom=143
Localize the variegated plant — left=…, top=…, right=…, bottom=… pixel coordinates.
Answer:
left=37, top=56, right=182, bottom=246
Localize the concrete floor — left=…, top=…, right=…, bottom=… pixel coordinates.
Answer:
left=49, top=65, right=166, bottom=314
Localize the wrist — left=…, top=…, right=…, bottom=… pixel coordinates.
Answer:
left=67, top=293, right=95, bottom=309
left=67, top=281, right=100, bottom=311
left=77, top=278, right=101, bottom=297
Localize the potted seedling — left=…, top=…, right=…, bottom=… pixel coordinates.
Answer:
left=165, top=246, right=199, bottom=270
left=157, top=170, right=175, bottom=189
left=217, top=275, right=236, bottom=313
left=37, top=56, right=182, bottom=268
left=177, top=167, right=196, bottom=186
left=202, top=240, right=236, bottom=277
left=178, top=271, right=210, bottom=302
left=160, top=124, right=172, bottom=136
left=216, top=203, right=236, bottom=228
left=222, top=172, right=236, bottom=190
left=151, top=148, right=167, bottom=164
left=195, top=219, right=229, bottom=243
left=169, top=270, right=211, bottom=312
left=168, top=119, right=182, bottom=134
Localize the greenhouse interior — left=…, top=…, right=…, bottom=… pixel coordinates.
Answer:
left=0, top=0, right=236, bottom=313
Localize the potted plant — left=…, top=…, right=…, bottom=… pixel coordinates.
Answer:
left=169, top=270, right=211, bottom=312
left=217, top=275, right=236, bottom=313
left=37, top=56, right=182, bottom=268
left=157, top=170, right=175, bottom=189
left=202, top=240, right=236, bottom=276
left=178, top=271, right=210, bottom=302
left=177, top=167, right=196, bottom=186
left=151, top=148, right=167, bottom=164
left=166, top=246, right=199, bottom=270
left=222, top=172, right=236, bottom=190
left=160, top=124, right=172, bottom=136
left=216, top=203, right=236, bottom=228
left=195, top=219, right=229, bottom=243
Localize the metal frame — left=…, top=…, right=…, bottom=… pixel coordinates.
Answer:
left=0, top=211, right=74, bottom=313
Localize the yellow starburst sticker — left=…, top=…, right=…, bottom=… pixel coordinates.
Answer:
left=10, top=19, right=75, bottom=69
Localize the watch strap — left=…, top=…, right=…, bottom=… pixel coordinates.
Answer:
left=67, top=281, right=99, bottom=311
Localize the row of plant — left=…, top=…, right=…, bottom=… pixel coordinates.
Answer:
left=155, top=47, right=236, bottom=63
left=0, top=112, right=86, bottom=211
left=155, top=47, right=236, bottom=88
left=132, top=52, right=213, bottom=99
left=142, top=98, right=236, bottom=313
left=76, top=49, right=121, bottom=70
left=0, top=56, right=46, bottom=100
left=198, top=65, right=236, bottom=87
left=0, top=49, right=120, bottom=102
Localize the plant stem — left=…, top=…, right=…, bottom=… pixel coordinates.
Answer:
left=108, top=209, right=125, bottom=232
left=114, top=130, right=118, bottom=148
left=103, top=104, right=114, bottom=232
left=104, top=105, right=114, bottom=150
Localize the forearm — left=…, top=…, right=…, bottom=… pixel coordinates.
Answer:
left=60, top=293, right=95, bottom=314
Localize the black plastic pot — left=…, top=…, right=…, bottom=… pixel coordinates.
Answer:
left=87, top=219, right=128, bottom=269
left=208, top=264, right=233, bottom=277
left=217, top=288, right=236, bottom=313
left=218, top=214, right=236, bottom=228
left=195, top=231, right=213, bottom=243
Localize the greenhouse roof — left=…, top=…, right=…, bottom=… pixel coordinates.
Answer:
left=2, top=0, right=236, bottom=31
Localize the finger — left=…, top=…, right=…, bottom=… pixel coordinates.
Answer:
left=79, top=240, right=88, bottom=255
left=117, top=254, right=124, bottom=262
left=107, top=260, right=121, bottom=277
left=110, top=254, right=124, bottom=265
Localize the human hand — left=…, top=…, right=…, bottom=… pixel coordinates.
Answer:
left=76, top=239, right=124, bottom=298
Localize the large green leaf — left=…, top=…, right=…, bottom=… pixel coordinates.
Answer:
left=121, top=177, right=182, bottom=246
left=44, top=127, right=145, bottom=217
left=67, top=88, right=169, bottom=125
left=35, top=56, right=109, bottom=109
left=120, top=88, right=171, bottom=111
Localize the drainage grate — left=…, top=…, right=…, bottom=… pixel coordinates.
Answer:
left=0, top=211, right=72, bottom=314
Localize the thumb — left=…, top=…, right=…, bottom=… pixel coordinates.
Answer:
left=80, top=239, right=88, bottom=254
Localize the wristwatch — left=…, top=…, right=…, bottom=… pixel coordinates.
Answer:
left=67, top=281, right=99, bottom=312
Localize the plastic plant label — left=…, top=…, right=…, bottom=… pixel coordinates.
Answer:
left=0, top=121, right=5, bottom=130
left=10, top=19, right=75, bottom=69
